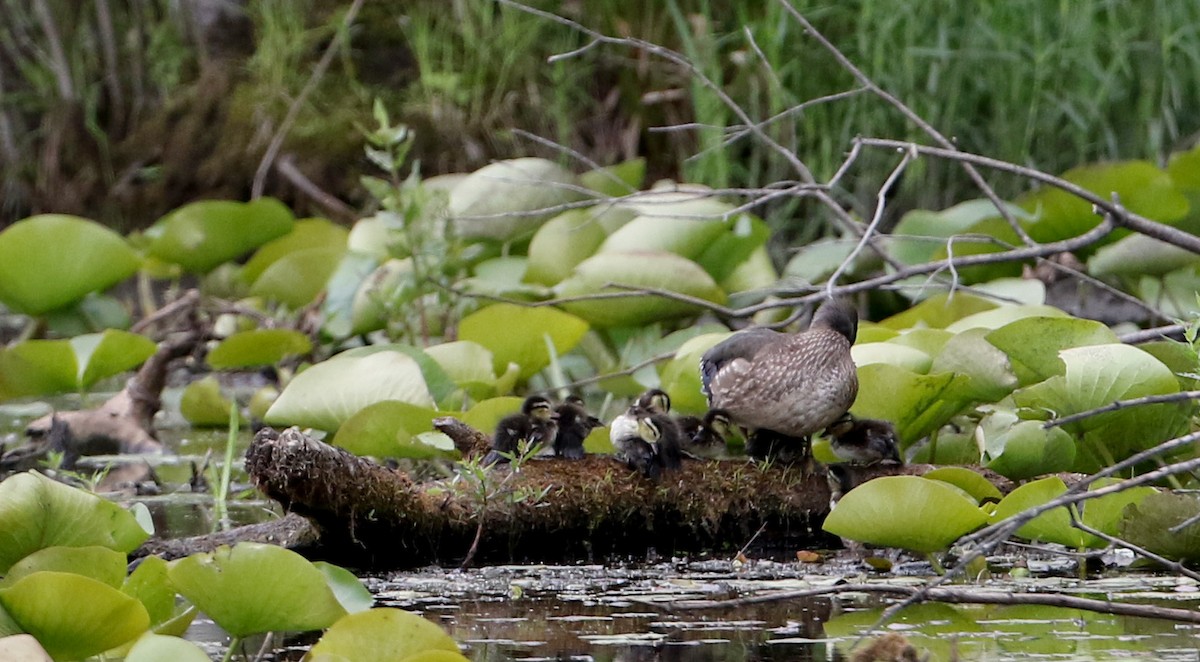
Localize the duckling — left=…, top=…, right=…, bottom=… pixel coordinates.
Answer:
left=615, top=412, right=683, bottom=479
left=554, top=395, right=603, bottom=460
left=483, top=395, right=558, bottom=466
left=608, top=388, right=671, bottom=449
left=827, top=415, right=902, bottom=465
left=674, top=408, right=733, bottom=459
left=700, top=299, right=858, bottom=461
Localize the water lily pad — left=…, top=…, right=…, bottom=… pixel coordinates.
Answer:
left=658, top=333, right=728, bottom=414
left=208, top=329, right=312, bottom=369
left=250, top=246, right=345, bottom=308
left=879, top=293, right=998, bottom=330
left=242, top=218, right=349, bottom=284
left=0, top=329, right=156, bottom=400
left=167, top=543, right=349, bottom=637
left=265, top=349, right=435, bottom=431
left=989, top=476, right=1083, bottom=547
left=0, top=571, right=149, bottom=660
left=308, top=608, right=464, bottom=662
left=985, top=316, right=1117, bottom=385
left=1089, top=233, right=1200, bottom=276
left=982, top=419, right=1076, bottom=480
left=721, top=244, right=778, bottom=293
left=579, top=158, right=645, bottom=197
left=312, top=562, right=374, bottom=615
left=459, top=303, right=589, bottom=380
left=125, top=633, right=210, bottom=662
left=1013, top=344, right=1189, bottom=471
left=450, top=158, right=582, bottom=241
left=122, top=556, right=177, bottom=628
left=781, top=238, right=857, bottom=284
left=525, top=208, right=609, bottom=286
left=145, top=198, right=294, bottom=273
left=460, top=397, right=524, bottom=434
left=921, top=467, right=1002, bottom=503
left=423, top=341, right=501, bottom=399
left=890, top=200, right=1028, bottom=266
left=332, top=401, right=449, bottom=459
left=930, top=328, right=1017, bottom=402
left=851, top=343, right=933, bottom=373
left=346, top=257, right=416, bottom=336
left=1120, top=492, right=1200, bottom=562
left=0, top=214, right=141, bottom=314
left=179, top=376, right=241, bottom=427
left=823, top=476, right=987, bottom=552
left=0, top=545, right=126, bottom=589
left=0, top=471, right=151, bottom=574
left=945, top=305, right=1068, bottom=333
left=851, top=364, right=972, bottom=448
left=555, top=251, right=726, bottom=327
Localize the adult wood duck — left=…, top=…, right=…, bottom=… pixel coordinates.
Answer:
left=554, top=396, right=603, bottom=460
left=674, top=408, right=733, bottom=459
left=484, top=395, right=558, bottom=465
left=827, top=415, right=902, bottom=465
left=700, top=299, right=858, bottom=459
left=615, top=411, right=683, bottom=479
left=608, top=388, right=671, bottom=449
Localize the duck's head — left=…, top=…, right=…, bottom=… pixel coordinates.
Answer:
left=812, top=299, right=858, bottom=344
left=636, top=388, right=671, bottom=414
left=522, top=395, right=555, bottom=421
left=636, top=414, right=667, bottom=444
left=705, top=409, right=734, bottom=439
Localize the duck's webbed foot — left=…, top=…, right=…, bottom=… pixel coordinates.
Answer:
left=746, top=429, right=813, bottom=470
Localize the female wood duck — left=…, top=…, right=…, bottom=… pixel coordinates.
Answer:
left=827, top=415, right=902, bottom=465
left=484, top=395, right=558, bottom=465
left=674, top=408, right=733, bottom=459
left=700, top=299, right=858, bottom=460
left=615, top=411, right=683, bottom=479
left=608, top=388, right=671, bottom=450
left=554, top=395, right=603, bottom=459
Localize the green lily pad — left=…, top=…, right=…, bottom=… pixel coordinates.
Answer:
left=579, top=158, right=645, bottom=197
left=354, top=344, right=458, bottom=407
left=0, top=545, right=126, bottom=589
left=332, top=401, right=449, bottom=459
left=312, top=562, right=374, bottom=615
left=879, top=293, right=998, bottom=330
left=179, top=376, right=242, bottom=428
left=890, top=199, right=1028, bottom=266
left=721, top=244, right=778, bottom=293
left=850, top=343, right=933, bottom=373
left=945, top=305, right=1068, bottom=333
left=0, top=330, right=156, bottom=400
left=850, top=364, right=972, bottom=448
left=242, top=218, right=349, bottom=284
left=459, top=304, right=589, bottom=380
left=822, top=476, right=987, bottom=552
left=1018, top=161, right=1189, bottom=243
left=525, top=208, right=609, bottom=286
left=921, top=467, right=1002, bottom=503
left=450, top=158, right=582, bottom=241
left=208, top=329, right=312, bottom=369
left=0, top=214, right=141, bottom=315
left=1120, top=492, right=1200, bottom=562
left=1088, top=233, right=1200, bottom=276
left=122, top=556, right=177, bottom=628
left=0, top=471, right=151, bottom=574
left=658, top=333, right=728, bottom=414
left=985, top=316, right=1117, bottom=386
left=145, top=198, right=294, bottom=273
left=125, top=633, right=211, bottom=662
left=0, top=571, right=150, bottom=660
left=930, top=328, right=1018, bottom=402
left=423, top=341, right=500, bottom=400
left=555, top=251, right=726, bottom=327
left=308, top=608, right=464, bottom=662
left=1013, top=344, right=1189, bottom=472
left=345, top=257, right=415, bottom=336
left=249, top=246, right=345, bottom=308
left=781, top=238, right=857, bottom=284
left=167, top=543, right=349, bottom=637
left=460, top=397, right=524, bottom=434
left=1081, top=479, right=1156, bottom=543
left=982, top=419, right=1076, bottom=480
left=990, top=476, right=1084, bottom=547
left=265, top=349, right=435, bottom=431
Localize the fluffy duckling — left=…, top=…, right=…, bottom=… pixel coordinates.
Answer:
left=700, top=299, right=858, bottom=461
left=484, top=395, right=558, bottom=466
left=827, top=415, right=902, bottom=465
left=674, top=408, right=733, bottom=459
left=608, top=388, right=671, bottom=449
left=554, top=395, right=603, bottom=460
left=614, top=412, right=682, bottom=479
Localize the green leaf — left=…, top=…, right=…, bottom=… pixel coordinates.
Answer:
left=1081, top=479, right=1156, bottom=541
left=321, top=251, right=382, bottom=337
left=0, top=545, right=126, bottom=589
left=0, top=471, right=151, bottom=574
left=555, top=252, right=726, bottom=327
left=450, top=158, right=583, bottom=241
left=879, top=293, right=998, bottom=330
left=72, top=330, right=157, bottom=389
left=524, top=208, right=609, bottom=286
left=850, top=364, right=972, bottom=448
left=1088, top=233, right=1200, bottom=276
left=579, top=158, right=645, bottom=197
left=850, top=343, right=933, bottom=373
left=1013, top=344, right=1190, bottom=472
left=929, top=328, right=1018, bottom=402
left=658, top=333, right=728, bottom=414
left=1120, top=492, right=1200, bottom=562
left=242, top=218, right=349, bottom=284
left=145, top=198, right=294, bottom=273
left=822, top=476, right=987, bottom=552
left=921, top=467, right=1002, bottom=503
left=208, top=329, right=312, bottom=369
left=265, top=349, right=435, bottom=431
left=890, top=199, right=1029, bottom=266
left=982, top=419, right=1076, bottom=480
left=460, top=397, right=524, bottom=433
left=721, top=244, right=778, bottom=293
left=781, top=238, right=856, bottom=284
left=945, top=304, right=1068, bottom=333
left=459, top=303, right=589, bottom=380
left=122, top=556, right=177, bottom=627
left=373, top=345, right=459, bottom=406
left=984, top=316, right=1117, bottom=386
left=167, top=543, right=348, bottom=637
left=308, top=608, right=464, bottom=662
left=347, top=257, right=415, bottom=336
left=990, top=476, right=1088, bottom=548
left=0, top=571, right=149, bottom=660
left=312, top=562, right=374, bottom=615
left=179, top=376, right=242, bottom=427
left=0, top=214, right=140, bottom=314
left=1019, top=161, right=1189, bottom=243
left=125, top=633, right=210, bottom=662
left=250, top=246, right=345, bottom=308
left=423, top=341, right=498, bottom=400
left=331, top=401, right=449, bottom=459
left=0, top=340, right=77, bottom=401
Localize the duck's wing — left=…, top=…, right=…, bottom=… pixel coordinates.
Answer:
left=699, top=327, right=784, bottom=399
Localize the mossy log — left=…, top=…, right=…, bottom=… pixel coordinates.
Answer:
left=241, top=426, right=926, bottom=569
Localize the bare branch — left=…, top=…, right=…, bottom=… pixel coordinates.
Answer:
left=1044, top=391, right=1200, bottom=430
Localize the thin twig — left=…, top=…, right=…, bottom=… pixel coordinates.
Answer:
left=275, top=154, right=357, bottom=221
left=1044, top=391, right=1200, bottom=430
left=1067, top=513, right=1200, bottom=582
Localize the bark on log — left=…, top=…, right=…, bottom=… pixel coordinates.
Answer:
left=241, top=426, right=924, bottom=569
